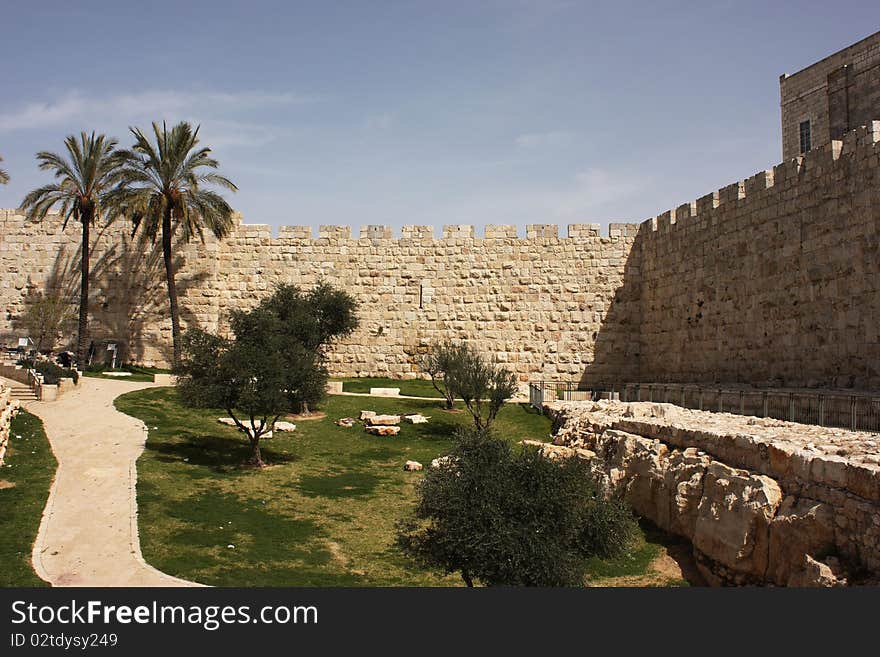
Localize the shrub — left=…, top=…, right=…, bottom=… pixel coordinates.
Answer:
left=34, top=361, right=77, bottom=385
left=397, top=428, right=637, bottom=586
left=444, top=344, right=518, bottom=432
left=19, top=289, right=75, bottom=353
left=417, top=340, right=470, bottom=410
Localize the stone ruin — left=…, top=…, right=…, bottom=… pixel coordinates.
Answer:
left=542, top=400, right=880, bottom=586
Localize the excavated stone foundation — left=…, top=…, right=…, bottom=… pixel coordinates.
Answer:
left=543, top=400, right=880, bottom=586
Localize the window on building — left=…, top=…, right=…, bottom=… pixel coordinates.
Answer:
left=799, top=120, right=812, bottom=154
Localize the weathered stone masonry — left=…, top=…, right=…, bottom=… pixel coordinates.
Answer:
left=545, top=400, right=880, bottom=585
left=0, top=382, right=19, bottom=466
left=1, top=123, right=878, bottom=388
left=637, top=123, right=880, bottom=390
left=0, top=216, right=641, bottom=381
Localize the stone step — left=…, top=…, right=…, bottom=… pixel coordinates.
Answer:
left=6, top=385, right=37, bottom=401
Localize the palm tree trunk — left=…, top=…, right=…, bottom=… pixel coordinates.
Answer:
left=76, top=216, right=90, bottom=366
left=162, top=207, right=182, bottom=368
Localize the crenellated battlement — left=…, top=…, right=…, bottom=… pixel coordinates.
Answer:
left=219, top=220, right=639, bottom=243
left=638, top=120, right=880, bottom=389
left=0, top=123, right=876, bottom=389
left=643, top=121, right=880, bottom=238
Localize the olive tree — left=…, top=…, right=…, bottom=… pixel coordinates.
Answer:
left=444, top=344, right=518, bottom=431
left=417, top=339, right=470, bottom=409
left=176, top=282, right=358, bottom=466
left=19, top=288, right=75, bottom=354
left=397, top=428, right=637, bottom=586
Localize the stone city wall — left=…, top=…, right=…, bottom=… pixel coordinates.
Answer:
left=0, top=211, right=640, bottom=381
left=636, top=122, right=880, bottom=390
left=543, top=400, right=880, bottom=586
left=1, top=123, right=878, bottom=388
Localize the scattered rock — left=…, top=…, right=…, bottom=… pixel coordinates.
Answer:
left=335, top=417, right=356, bottom=428
left=404, top=414, right=430, bottom=424
left=540, top=444, right=575, bottom=460
left=365, top=414, right=400, bottom=426
left=273, top=421, right=296, bottom=432
left=787, top=555, right=843, bottom=587
left=359, top=410, right=376, bottom=421
left=370, top=387, right=401, bottom=397
left=218, top=417, right=238, bottom=426
left=404, top=460, right=423, bottom=471
left=365, top=425, right=400, bottom=436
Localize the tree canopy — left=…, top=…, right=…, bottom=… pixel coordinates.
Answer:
left=397, top=428, right=637, bottom=586
left=176, top=282, right=358, bottom=466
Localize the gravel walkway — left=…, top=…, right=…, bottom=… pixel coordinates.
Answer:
left=25, top=377, right=200, bottom=587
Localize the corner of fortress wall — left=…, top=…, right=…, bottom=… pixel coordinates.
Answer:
left=0, top=121, right=877, bottom=386
left=637, top=120, right=880, bottom=388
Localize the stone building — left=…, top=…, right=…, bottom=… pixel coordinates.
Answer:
left=780, top=30, right=880, bottom=160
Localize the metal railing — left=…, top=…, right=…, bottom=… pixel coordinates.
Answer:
left=528, top=380, right=880, bottom=432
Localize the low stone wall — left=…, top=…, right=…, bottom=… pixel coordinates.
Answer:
left=543, top=400, right=880, bottom=586
left=0, top=382, right=21, bottom=466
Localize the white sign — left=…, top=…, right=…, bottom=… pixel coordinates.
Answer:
left=17, top=338, right=28, bottom=347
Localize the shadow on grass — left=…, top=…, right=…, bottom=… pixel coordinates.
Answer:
left=162, top=492, right=323, bottom=555
left=298, top=471, right=384, bottom=499
left=145, top=432, right=298, bottom=472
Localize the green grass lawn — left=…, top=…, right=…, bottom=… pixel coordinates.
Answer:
left=116, top=387, right=687, bottom=587
left=83, top=365, right=169, bottom=383
left=334, top=376, right=443, bottom=398
left=0, top=411, right=56, bottom=587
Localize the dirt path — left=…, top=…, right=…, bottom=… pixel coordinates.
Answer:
left=589, top=544, right=706, bottom=587
left=25, top=377, right=200, bottom=587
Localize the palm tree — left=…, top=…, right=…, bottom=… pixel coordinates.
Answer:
left=111, top=121, right=237, bottom=367
left=20, top=132, right=121, bottom=365
left=0, top=155, right=9, bottom=184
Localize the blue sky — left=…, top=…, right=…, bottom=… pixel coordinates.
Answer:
left=1, top=1, right=878, bottom=236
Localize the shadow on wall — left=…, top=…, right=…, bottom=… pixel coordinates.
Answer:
left=11, top=222, right=211, bottom=365
left=577, top=227, right=644, bottom=389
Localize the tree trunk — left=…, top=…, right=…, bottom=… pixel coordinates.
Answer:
left=461, top=570, right=474, bottom=587
left=248, top=438, right=264, bottom=467
left=161, top=207, right=182, bottom=369
left=76, top=215, right=90, bottom=366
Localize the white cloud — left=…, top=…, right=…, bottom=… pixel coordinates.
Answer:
left=515, top=130, right=574, bottom=148
left=0, top=89, right=319, bottom=135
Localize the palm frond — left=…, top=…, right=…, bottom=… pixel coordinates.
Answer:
left=119, top=120, right=237, bottom=244
left=21, top=132, right=122, bottom=228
